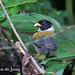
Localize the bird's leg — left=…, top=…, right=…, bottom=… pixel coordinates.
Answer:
left=33, top=54, right=45, bottom=71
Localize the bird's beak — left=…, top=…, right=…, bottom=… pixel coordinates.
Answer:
left=34, top=23, right=41, bottom=27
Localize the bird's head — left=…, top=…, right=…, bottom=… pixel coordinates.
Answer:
left=34, top=19, right=54, bottom=32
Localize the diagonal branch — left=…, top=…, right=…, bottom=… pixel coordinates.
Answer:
left=0, top=0, right=28, bottom=52
left=0, top=0, right=45, bottom=74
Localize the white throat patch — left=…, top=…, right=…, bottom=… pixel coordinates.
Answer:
left=38, top=25, right=54, bottom=32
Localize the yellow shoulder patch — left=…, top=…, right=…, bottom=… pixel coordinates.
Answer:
left=33, top=31, right=56, bottom=40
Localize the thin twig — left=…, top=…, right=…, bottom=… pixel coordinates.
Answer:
left=45, top=72, right=56, bottom=75
left=0, top=0, right=28, bottom=52
left=60, top=25, right=75, bottom=33
left=15, top=41, right=25, bottom=55
left=56, top=25, right=75, bottom=35
left=0, top=0, right=45, bottom=74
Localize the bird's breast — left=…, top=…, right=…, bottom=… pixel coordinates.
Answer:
left=33, top=31, right=56, bottom=40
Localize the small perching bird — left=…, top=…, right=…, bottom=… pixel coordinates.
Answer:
left=33, top=20, right=57, bottom=56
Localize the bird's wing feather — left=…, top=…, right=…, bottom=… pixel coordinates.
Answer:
left=33, top=36, right=57, bottom=51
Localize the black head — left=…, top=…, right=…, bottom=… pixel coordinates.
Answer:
left=38, top=20, right=52, bottom=30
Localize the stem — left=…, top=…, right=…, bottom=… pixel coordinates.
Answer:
left=65, top=0, right=75, bottom=24
left=0, top=0, right=28, bottom=52
left=0, top=0, right=45, bottom=73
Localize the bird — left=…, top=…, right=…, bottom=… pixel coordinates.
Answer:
left=33, top=19, right=57, bottom=56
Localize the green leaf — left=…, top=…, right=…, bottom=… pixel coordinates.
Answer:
left=45, top=61, right=69, bottom=75
left=41, top=51, right=75, bottom=65
left=72, top=71, right=75, bottom=75
left=56, top=70, right=64, bottom=75
left=2, top=0, right=9, bottom=4
left=0, top=11, right=6, bottom=22
left=51, top=18, right=61, bottom=31
left=0, top=17, right=6, bottom=22
left=0, top=11, right=5, bottom=17
left=1, top=13, right=61, bottom=32
left=63, top=28, right=75, bottom=42
left=40, top=33, right=75, bottom=65
left=17, top=73, right=20, bottom=75
left=3, top=0, right=37, bottom=8
left=9, top=7, right=20, bottom=15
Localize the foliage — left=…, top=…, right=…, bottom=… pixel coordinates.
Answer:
left=0, top=13, right=61, bottom=31
left=0, top=0, right=75, bottom=75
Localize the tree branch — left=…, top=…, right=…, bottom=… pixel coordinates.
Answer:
left=0, top=0, right=45, bottom=74
left=0, top=0, right=28, bottom=52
